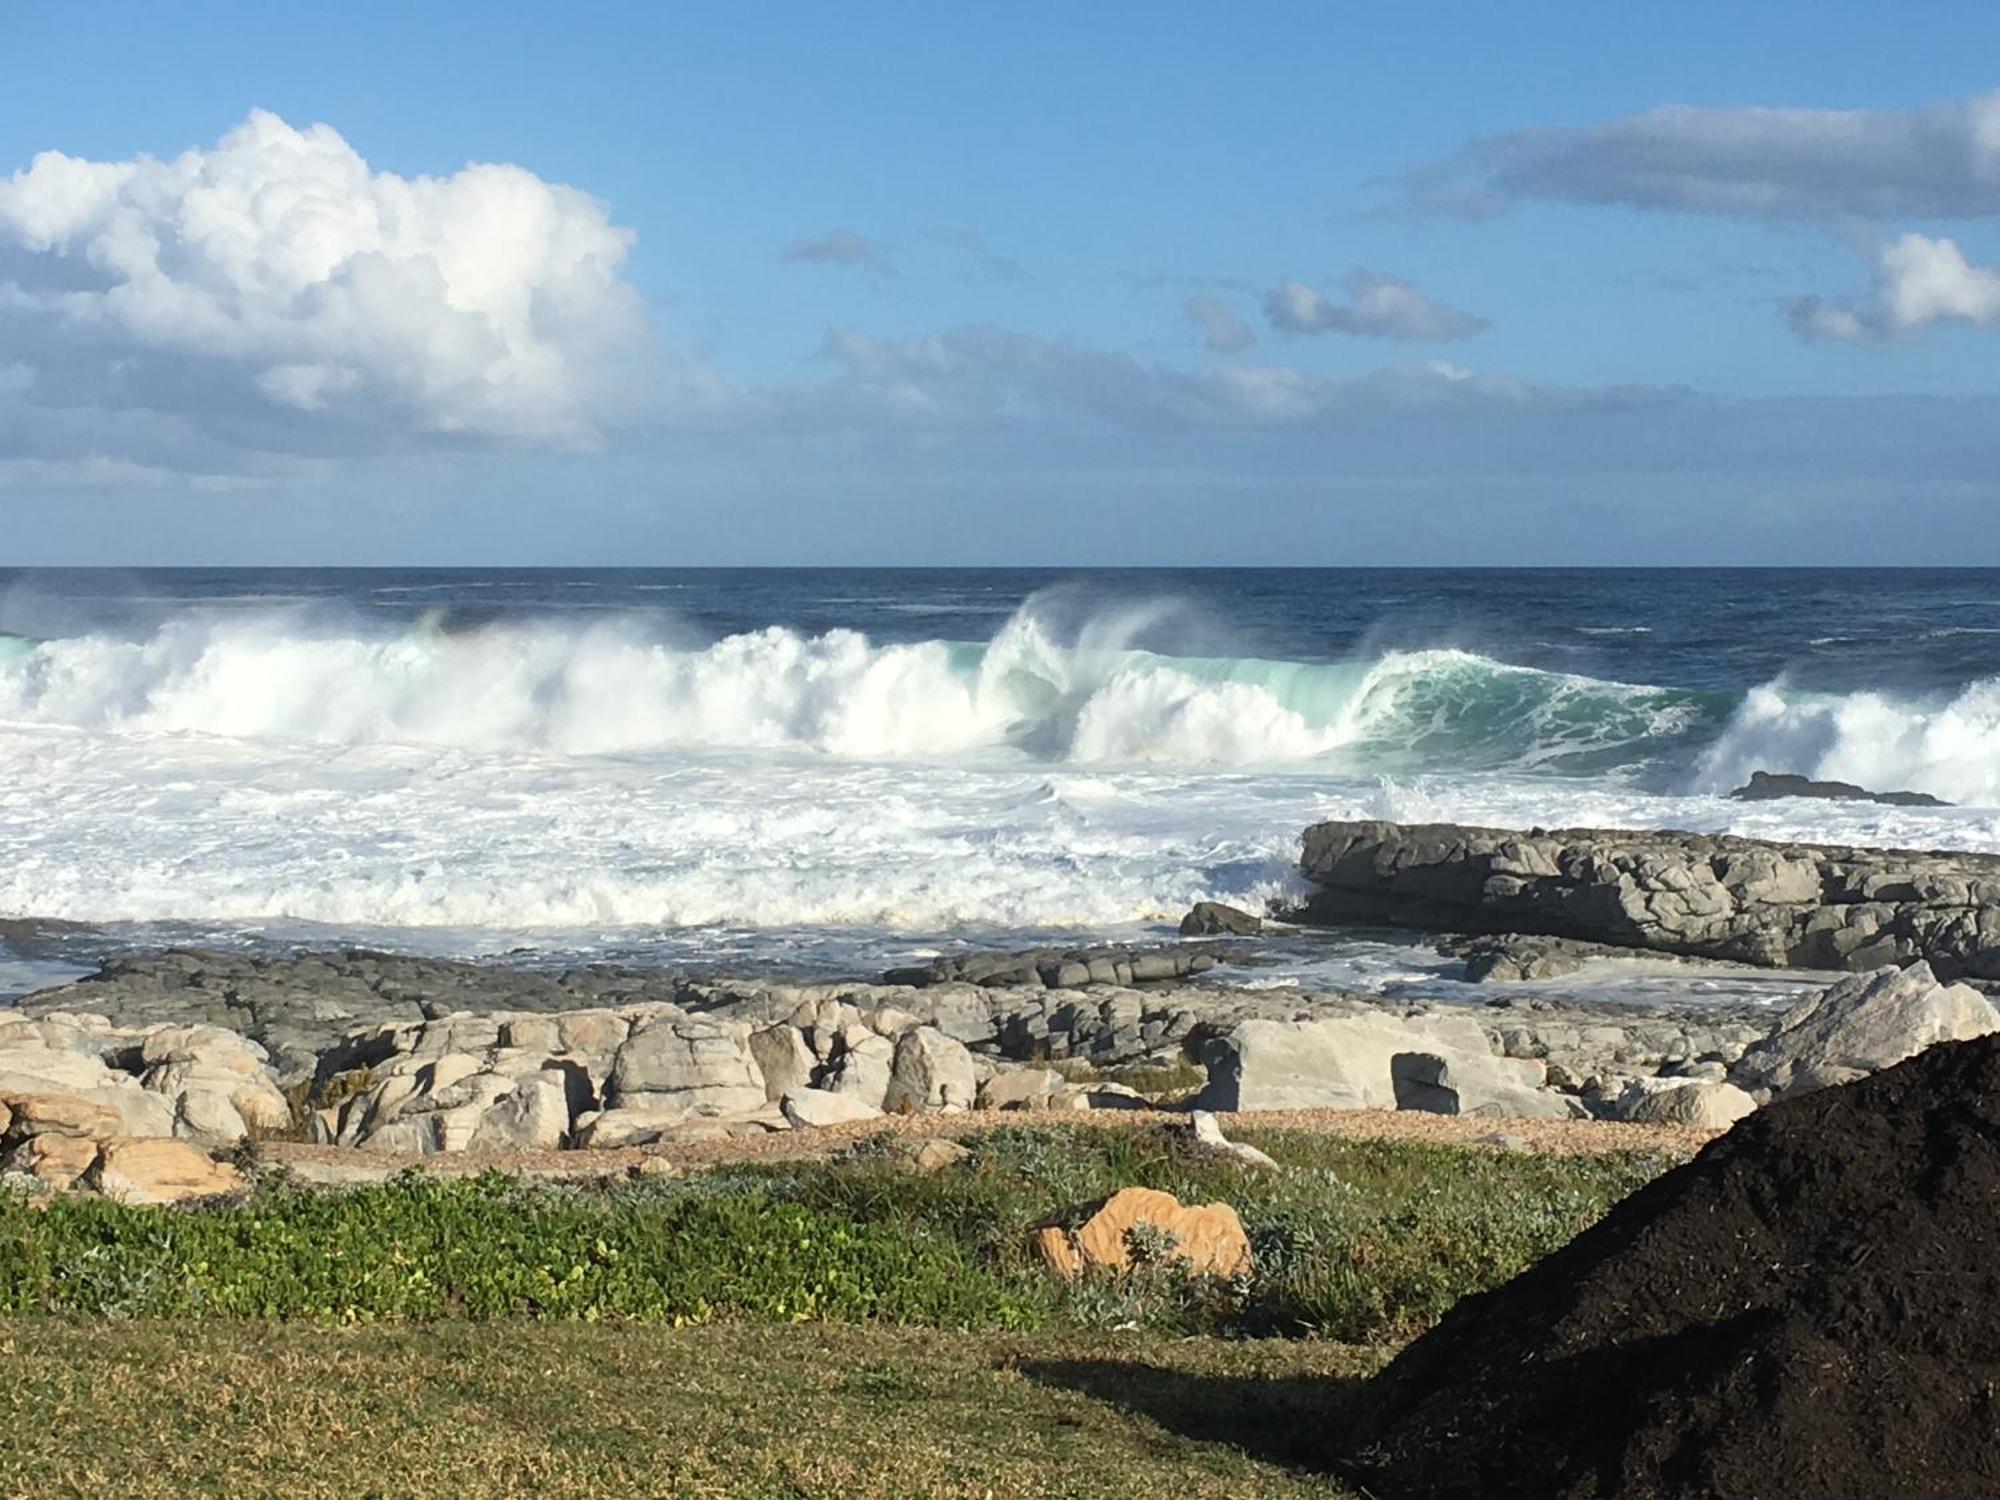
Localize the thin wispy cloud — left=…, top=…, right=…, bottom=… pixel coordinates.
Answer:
left=1398, top=90, right=2000, bottom=220
left=1265, top=272, right=1489, bottom=341
left=1184, top=295, right=1256, bottom=352
left=782, top=229, right=894, bottom=273
left=800, top=325, right=1645, bottom=430
left=932, top=229, right=1029, bottom=283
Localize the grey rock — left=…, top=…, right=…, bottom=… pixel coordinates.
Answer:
left=1179, top=902, right=1264, bottom=937
left=780, top=1088, right=883, bottom=1128
left=883, top=1027, right=978, bottom=1114
left=747, top=1025, right=817, bottom=1102
left=1730, top=961, right=2000, bottom=1099
left=826, top=1032, right=896, bottom=1110
left=1298, top=819, right=2000, bottom=979
left=1727, top=770, right=1949, bottom=808
left=607, top=1019, right=765, bottom=1113
left=1612, top=1077, right=1758, bottom=1129
left=882, top=944, right=1217, bottom=990
left=1194, top=1012, right=1567, bottom=1119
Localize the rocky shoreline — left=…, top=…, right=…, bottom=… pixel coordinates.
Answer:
left=5, top=817, right=2000, bottom=1203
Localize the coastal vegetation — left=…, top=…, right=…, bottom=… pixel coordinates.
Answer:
left=0, top=1123, right=1669, bottom=1495
left=0, top=1124, right=1666, bottom=1338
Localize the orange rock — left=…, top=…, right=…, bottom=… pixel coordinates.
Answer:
left=1034, top=1185, right=1253, bottom=1280
left=85, top=1137, right=244, bottom=1206
left=2, top=1092, right=123, bottom=1141
left=0, top=1132, right=100, bottom=1189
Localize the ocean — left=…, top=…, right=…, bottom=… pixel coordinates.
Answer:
left=4, top=566, right=1999, bottom=1002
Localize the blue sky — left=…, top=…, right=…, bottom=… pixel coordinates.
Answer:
left=4, top=1, right=2000, bottom=563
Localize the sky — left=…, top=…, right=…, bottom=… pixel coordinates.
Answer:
left=3, top=1, right=2000, bottom=565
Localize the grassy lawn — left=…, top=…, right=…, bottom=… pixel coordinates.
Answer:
left=0, top=1123, right=1682, bottom=1496
left=0, top=1320, right=1377, bottom=1498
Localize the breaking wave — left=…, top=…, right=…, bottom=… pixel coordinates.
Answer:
left=1698, top=677, right=2000, bottom=807
left=0, top=605, right=1724, bottom=775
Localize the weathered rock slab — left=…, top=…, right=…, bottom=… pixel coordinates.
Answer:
left=1299, top=819, right=2000, bottom=979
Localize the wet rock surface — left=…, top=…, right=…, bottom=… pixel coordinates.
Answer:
left=1727, top=769, right=1949, bottom=807
left=882, top=943, right=1219, bottom=990
left=1299, top=819, right=2000, bottom=979
left=1340, top=1033, right=2000, bottom=1500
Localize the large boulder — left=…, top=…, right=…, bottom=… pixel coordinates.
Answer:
left=84, top=1137, right=244, bottom=1205
left=826, top=1031, right=896, bottom=1109
left=1612, top=1077, right=1759, bottom=1130
left=1195, top=1014, right=1568, bottom=1119
left=747, top=1025, right=817, bottom=1101
left=606, top=1018, right=766, bottom=1118
left=1178, top=901, right=1263, bottom=937
left=0, top=1132, right=100, bottom=1189
left=882, top=1027, right=977, bottom=1114
left=1731, top=962, right=2000, bottom=1100
left=978, top=1066, right=1066, bottom=1111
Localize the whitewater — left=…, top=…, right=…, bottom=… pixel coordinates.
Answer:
left=3, top=567, right=2000, bottom=987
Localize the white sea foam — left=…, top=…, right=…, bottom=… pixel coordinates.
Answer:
left=1, top=602, right=1996, bottom=946
left=1698, top=677, right=2000, bottom=807
left=0, top=606, right=1708, bottom=773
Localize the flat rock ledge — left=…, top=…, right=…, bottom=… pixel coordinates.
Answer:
left=1298, top=819, right=2000, bottom=981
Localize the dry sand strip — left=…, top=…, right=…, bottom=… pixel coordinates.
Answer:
left=254, top=1108, right=1713, bottom=1186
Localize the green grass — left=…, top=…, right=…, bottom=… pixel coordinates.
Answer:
left=0, top=1123, right=1675, bottom=1340
left=0, top=1320, right=1377, bottom=1498
left=0, top=1125, right=1681, bottom=1496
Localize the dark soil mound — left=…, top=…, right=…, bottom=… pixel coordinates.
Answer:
left=1339, top=1035, right=2000, bottom=1500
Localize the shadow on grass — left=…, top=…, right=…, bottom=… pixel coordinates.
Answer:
left=1016, top=1357, right=1370, bottom=1473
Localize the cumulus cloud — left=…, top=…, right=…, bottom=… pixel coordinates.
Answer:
left=1184, top=295, right=1255, bottom=352
left=1790, top=233, right=2000, bottom=343
left=0, top=109, right=655, bottom=450
left=1401, top=90, right=2000, bottom=220
left=782, top=229, right=893, bottom=273
left=1264, top=271, right=1488, bottom=341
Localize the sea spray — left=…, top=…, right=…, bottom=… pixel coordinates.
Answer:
left=0, top=604, right=1722, bottom=774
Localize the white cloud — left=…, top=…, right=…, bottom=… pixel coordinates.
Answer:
left=1184, top=295, right=1255, bottom=352
left=1790, top=233, right=2000, bottom=343
left=782, top=229, right=892, bottom=273
left=1403, top=91, right=2000, bottom=220
left=0, top=109, right=653, bottom=449
left=795, top=325, right=1639, bottom=431
left=1264, top=271, right=1488, bottom=341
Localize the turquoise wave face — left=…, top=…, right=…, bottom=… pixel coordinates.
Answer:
left=962, top=637, right=1730, bottom=775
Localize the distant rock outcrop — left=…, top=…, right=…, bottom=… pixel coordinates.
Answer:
left=1727, top=769, right=1949, bottom=807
